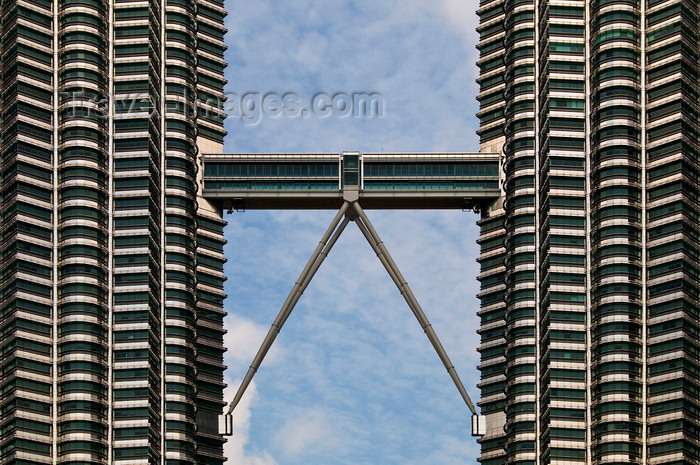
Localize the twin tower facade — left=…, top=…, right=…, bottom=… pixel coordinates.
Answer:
left=476, top=0, right=700, bottom=463
left=0, top=0, right=228, bottom=464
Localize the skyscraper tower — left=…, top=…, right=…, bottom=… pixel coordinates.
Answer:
left=476, top=0, right=700, bottom=463
left=0, top=1, right=228, bottom=465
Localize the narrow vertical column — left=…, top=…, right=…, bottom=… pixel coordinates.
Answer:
left=500, top=0, right=541, bottom=460
left=589, top=0, right=645, bottom=460
left=475, top=17, right=509, bottom=460
left=0, top=0, right=58, bottom=461
left=107, top=0, right=115, bottom=462
left=475, top=206, right=507, bottom=461
left=192, top=0, right=229, bottom=461
left=57, top=0, right=112, bottom=462
left=584, top=0, right=593, bottom=461
left=644, top=0, right=700, bottom=461
left=639, top=0, right=648, bottom=461
left=159, top=0, right=168, bottom=463
left=52, top=0, right=60, bottom=462
left=532, top=0, right=541, bottom=459
left=111, top=1, right=164, bottom=462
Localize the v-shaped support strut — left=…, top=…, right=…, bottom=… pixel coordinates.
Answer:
left=220, top=201, right=477, bottom=436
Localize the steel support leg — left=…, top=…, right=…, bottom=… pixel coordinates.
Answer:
left=351, top=202, right=477, bottom=414
left=226, top=202, right=351, bottom=416
left=279, top=216, right=351, bottom=328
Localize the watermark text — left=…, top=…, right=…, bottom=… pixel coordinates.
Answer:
left=59, top=90, right=384, bottom=125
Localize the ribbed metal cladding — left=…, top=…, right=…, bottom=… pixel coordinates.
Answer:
left=477, top=0, right=700, bottom=464
left=589, top=0, right=644, bottom=461
left=0, top=1, right=228, bottom=464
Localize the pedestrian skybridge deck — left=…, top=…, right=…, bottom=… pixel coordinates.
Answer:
left=202, top=152, right=501, bottom=210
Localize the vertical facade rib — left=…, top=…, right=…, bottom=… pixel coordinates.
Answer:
left=0, top=1, right=228, bottom=464
left=477, top=0, right=700, bottom=463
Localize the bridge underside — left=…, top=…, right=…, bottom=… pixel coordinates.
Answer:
left=203, top=190, right=502, bottom=210
left=201, top=152, right=502, bottom=210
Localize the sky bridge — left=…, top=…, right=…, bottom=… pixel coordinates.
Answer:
left=202, top=151, right=501, bottom=210
left=202, top=151, right=502, bottom=438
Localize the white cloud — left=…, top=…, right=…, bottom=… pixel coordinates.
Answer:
left=224, top=313, right=282, bottom=371
left=272, top=409, right=341, bottom=458
left=223, top=380, right=279, bottom=465
left=222, top=0, right=481, bottom=154
left=440, top=0, right=482, bottom=42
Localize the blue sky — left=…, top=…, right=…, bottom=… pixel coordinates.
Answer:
left=220, top=1, right=483, bottom=464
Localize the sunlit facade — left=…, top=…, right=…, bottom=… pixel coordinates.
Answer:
left=476, top=0, right=700, bottom=463
left=0, top=1, right=228, bottom=464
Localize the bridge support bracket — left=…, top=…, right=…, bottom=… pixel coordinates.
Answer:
left=219, top=414, right=234, bottom=436
left=471, top=414, right=486, bottom=437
